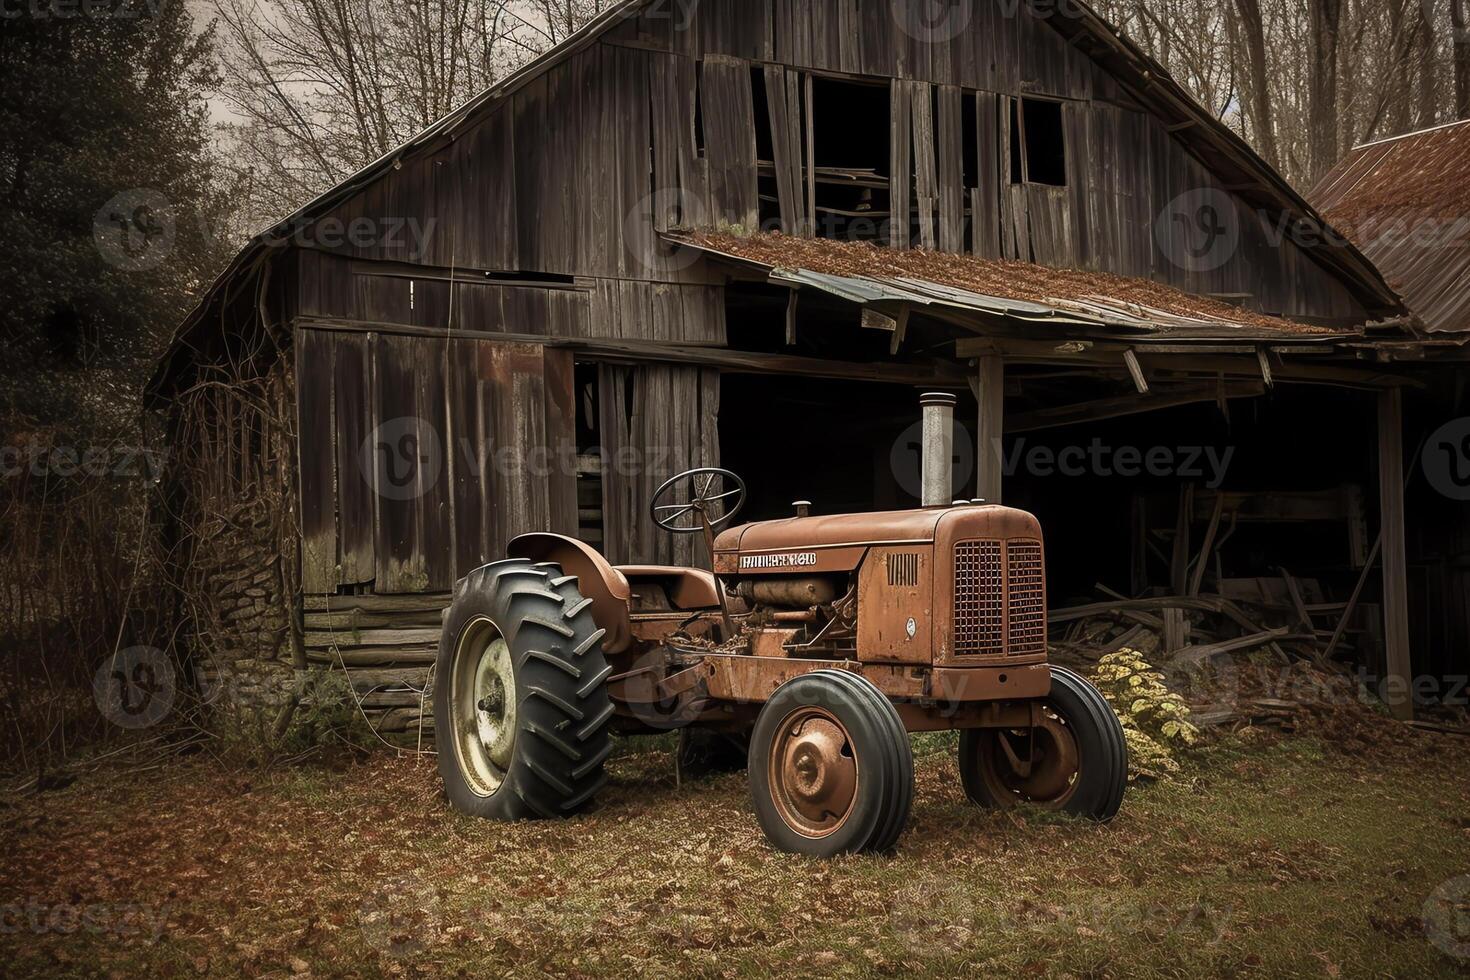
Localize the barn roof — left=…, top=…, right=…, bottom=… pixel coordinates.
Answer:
left=677, top=232, right=1352, bottom=341
left=148, top=0, right=1404, bottom=405
left=1310, top=119, right=1470, bottom=334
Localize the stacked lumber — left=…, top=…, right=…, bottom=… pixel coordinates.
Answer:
left=1048, top=575, right=1364, bottom=730
left=302, top=593, right=448, bottom=739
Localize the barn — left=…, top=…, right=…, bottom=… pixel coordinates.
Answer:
left=145, top=0, right=1466, bottom=739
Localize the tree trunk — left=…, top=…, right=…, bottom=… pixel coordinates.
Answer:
left=1308, top=0, right=1344, bottom=182
left=1232, top=0, right=1279, bottom=169
left=1454, top=0, right=1470, bottom=119
left=1419, top=2, right=1441, bottom=128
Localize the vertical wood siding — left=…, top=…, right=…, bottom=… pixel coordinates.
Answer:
left=296, top=329, right=577, bottom=595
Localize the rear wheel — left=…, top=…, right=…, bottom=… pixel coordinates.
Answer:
left=749, top=670, right=913, bottom=856
left=958, top=666, right=1127, bottom=821
left=434, top=560, right=614, bottom=820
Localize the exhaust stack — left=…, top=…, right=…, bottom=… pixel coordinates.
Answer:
left=919, top=392, right=956, bottom=507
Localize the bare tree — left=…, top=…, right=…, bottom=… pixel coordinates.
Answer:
left=1456, top=0, right=1470, bottom=117
left=1102, top=0, right=1466, bottom=186
left=1231, top=0, right=1279, bottom=169
left=212, top=0, right=610, bottom=227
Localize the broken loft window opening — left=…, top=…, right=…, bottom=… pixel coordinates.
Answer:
left=1021, top=98, right=1067, bottom=187
left=810, top=76, right=892, bottom=243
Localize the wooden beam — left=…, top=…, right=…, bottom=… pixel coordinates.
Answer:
left=976, top=355, right=1004, bottom=504
left=1189, top=493, right=1224, bottom=596
left=956, top=338, right=1420, bottom=388
left=890, top=305, right=911, bottom=356
left=1377, top=387, right=1413, bottom=720
left=1123, top=349, right=1150, bottom=393
left=1323, top=533, right=1382, bottom=661
left=1170, top=484, right=1194, bottom=596
left=296, top=316, right=971, bottom=388
left=1007, top=381, right=1264, bottom=433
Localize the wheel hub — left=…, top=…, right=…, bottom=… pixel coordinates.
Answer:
left=991, top=709, right=1080, bottom=804
left=769, top=709, right=857, bottom=838
left=450, top=618, right=517, bottom=798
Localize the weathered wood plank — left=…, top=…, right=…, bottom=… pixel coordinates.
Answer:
left=911, top=81, right=938, bottom=250
left=373, top=333, right=429, bottom=593
left=889, top=80, right=912, bottom=248
left=700, top=56, right=760, bottom=231
left=297, top=330, right=340, bottom=594
left=332, top=331, right=375, bottom=586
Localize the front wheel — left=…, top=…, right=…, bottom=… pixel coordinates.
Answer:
left=434, top=560, right=615, bottom=820
left=957, top=666, right=1127, bottom=821
left=749, top=670, right=913, bottom=857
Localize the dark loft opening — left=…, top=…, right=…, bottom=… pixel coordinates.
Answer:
left=720, top=375, right=978, bottom=522
left=693, top=72, right=706, bottom=158
left=1022, top=97, right=1067, bottom=186
left=1010, top=99, right=1023, bottom=184
left=810, top=76, right=892, bottom=241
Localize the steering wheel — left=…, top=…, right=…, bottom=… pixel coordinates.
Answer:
left=650, top=468, right=747, bottom=534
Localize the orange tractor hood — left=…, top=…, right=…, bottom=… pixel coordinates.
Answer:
left=713, top=505, right=1042, bottom=575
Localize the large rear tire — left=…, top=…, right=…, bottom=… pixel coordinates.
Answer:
left=958, top=666, right=1127, bottom=821
left=749, top=670, right=913, bottom=857
left=434, top=560, right=614, bottom=820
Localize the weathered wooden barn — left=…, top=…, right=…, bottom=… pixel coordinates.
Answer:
left=146, top=0, right=1466, bottom=737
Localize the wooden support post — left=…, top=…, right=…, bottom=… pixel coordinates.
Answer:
left=1377, top=388, right=1413, bottom=720
left=1170, top=484, right=1194, bottom=596
left=976, top=355, right=1004, bottom=504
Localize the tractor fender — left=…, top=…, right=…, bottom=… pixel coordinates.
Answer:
left=507, top=533, right=634, bottom=654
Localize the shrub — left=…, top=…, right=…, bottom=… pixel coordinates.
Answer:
left=1090, top=649, right=1200, bottom=781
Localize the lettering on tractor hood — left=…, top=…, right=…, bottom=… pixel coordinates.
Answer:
left=740, top=552, right=819, bottom=570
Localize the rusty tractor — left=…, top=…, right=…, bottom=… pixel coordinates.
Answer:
left=434, top=393, right=1128, bottom=856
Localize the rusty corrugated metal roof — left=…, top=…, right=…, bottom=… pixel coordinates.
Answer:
left=1311, top=120, right=1470, bottom=334
left=676, top=232, right=1356, bottom=341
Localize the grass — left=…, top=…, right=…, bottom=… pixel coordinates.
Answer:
left=1, top=729, right=1468, bottom=978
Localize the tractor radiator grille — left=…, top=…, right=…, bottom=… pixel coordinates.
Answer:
left=953, top=540, right=1005, bottom=657
left=953, top=538, right=1045, bottom=659
left=1006, top=540, right=1047, bottom=657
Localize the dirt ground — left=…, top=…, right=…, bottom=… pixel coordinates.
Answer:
left=2, top=730, right=1469, bottom=978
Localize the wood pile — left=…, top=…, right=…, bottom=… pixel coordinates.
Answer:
left=1047, top=574, right=1370, bottom=731
left=302, top=594, right=448, bottom=738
